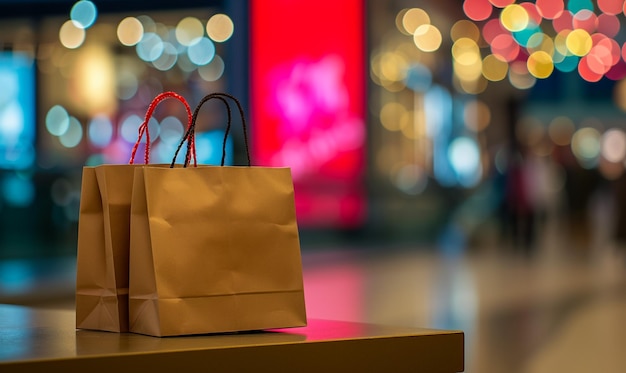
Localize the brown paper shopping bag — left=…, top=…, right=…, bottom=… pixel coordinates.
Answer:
left=75, top=91, right=194, bottom=332
left=129, top=93, right=307, bottom=337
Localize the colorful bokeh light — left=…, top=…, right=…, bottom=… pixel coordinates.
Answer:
left=458, top=0, right=626, bottom=84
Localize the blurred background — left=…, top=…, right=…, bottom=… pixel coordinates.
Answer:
left=1, top=0, right=626, bottom=372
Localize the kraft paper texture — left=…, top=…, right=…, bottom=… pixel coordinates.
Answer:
left=75, top=165, right=140, bottom=332
left=129, top=166, right=307, bottom=337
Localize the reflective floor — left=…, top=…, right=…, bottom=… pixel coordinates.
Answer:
left=1, top=234, right=626, bottom=373
left=302, top=244, right=626, bottom=373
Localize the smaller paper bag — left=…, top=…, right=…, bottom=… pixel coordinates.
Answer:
left=129, top=93, right=307, bottom=337
left=75, top=91, right=193, bottom=332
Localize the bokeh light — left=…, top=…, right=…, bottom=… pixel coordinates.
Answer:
left=59, top=20, right=86, bottom=49
left=152, top=42, right=178, bottom=71
left=87, top=114, right=113, bottom=148
left=392, top=164, right=428, bottom=195
left=509, top=61, right=536, bottom=89
left=187, top=37, right=216, bottom=65
left=117, top=17, right=144, bottom=46
left=59, top=117, right=83, bottom=148
left=598, top=0, right=623, bottom=15
left=206, top=14, right=234, bottom=42
left=572, top=9, right=597, bottom=33
left=500, top=4, right=529, bottom=32
left=402, top=8, right=430, bottom=34
left=527, top=51, right=554, bottom=78
left=116, top=69, right=139, bottom=100
left=482, top=54, right=509, bottom=81
left=2, top=174, right=35, bottom=207
left=464, top=0, right=493, bottom=22
left=136, top=32, right=164, bottom=62
left=464, top=99, right=491, bottom=131
left=405, top=63, right=433, bottom=92
left=568, top=0, right=594, bottom=14
left=413, top=24, right=442, bottom=52
left=536, top=0, right=564, bottom=20
left=490, top=0, right=515, bottom=7
left=449, top=136, right=482, bottom=187
left=457, top=0, right=626, bottom=85
left=491, top=33, right=520, bottom=61
left=45, top=105, right=70, bottom=136
left=566, top=28, right=592, bottom=56
left=601, top=128, right=626, bottom=163
left=482, top=18, right=506, bottom=44
left=571, top=127, right=601, bottom=167
left=70, top=0, right=97, bottom=29
left=548, top=116, right=576, bottom=146
left=520, top=2, right=542, bottom=24
left=380, top=102, right=407, bottom=132
left=175, top=17, right=204, bottom=46
left=553, top=11, right=574, bottom=32
left=120, top=114, right=145, bottom=143
left=451, top=20, right=480, bottom=43
left=158, top=116, right=184, bottom=144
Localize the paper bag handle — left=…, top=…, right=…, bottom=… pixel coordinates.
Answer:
left=172, top=92, right=251, bottom=168
left=129, top=91, right=197, bottom=166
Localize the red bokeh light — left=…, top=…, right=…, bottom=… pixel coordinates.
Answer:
left=464, top=0, right=493, bottom=21
left=579, top=55, right=605, bottom=82
left=491, top=33, right=520, bottom=62
left=536, top=0, right=564, bottom=20
left=598, top=0, right=624, bottom=16
left=552, top=11, right=574, bottom=32
left=489, top=0, right=515, bottom=8
left=520, top=2, right=543, bottom=25
left=482, top=18, right=507, bottom=45
left=597, top=14, right=621, bottom=38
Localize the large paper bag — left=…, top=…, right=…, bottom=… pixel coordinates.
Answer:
left=129, top=93, right=307, bottom=337
left=75, top=91, right=193, bottom=332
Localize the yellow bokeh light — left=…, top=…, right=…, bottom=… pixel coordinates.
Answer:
left=458, top=75, right=488, bottom=95
left=175, top=17, right=204, bottom=46
left=74, top=45, right=117, bottom=116
left=380, top=102, right=407, bottom=131
left=500, top=4, right=529, bottom=32
left=527, top=51, right=554, bottom=78
left=413, top=24, right=442, bottom=52
left=452, top=38, right=480, bottom=66
left=482, top=54, right=509, bottom=81
left=403, top=8, right=430, bottom=35
left=383, top=80, right=406, bottom=92
left=527, top=33, right=554, bottom=56
left=59, top=20, right=86, bottom=49
left=206, top=14, right=233, bottom=42
left=401, top=110, right=425, bottom=140
left=117, top=17, right=144, bottom=46
left=380, top=52, right=408, bottom=82
left=451, top=20, right=480, bottom=43
left=395, top=9, right=411, bottom=35
left=566, top=29, right=592, bottom=56
left=554, top=30, right=571, bottom=56
left=454, top=58, right=483, bottom=81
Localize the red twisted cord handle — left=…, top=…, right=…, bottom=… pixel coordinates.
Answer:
left=129, top=91, right=196, bottom=166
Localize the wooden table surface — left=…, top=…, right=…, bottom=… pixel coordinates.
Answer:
left=0, top=304, right=464, bottom=372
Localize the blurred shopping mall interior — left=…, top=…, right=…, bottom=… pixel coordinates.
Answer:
left=2, top=0, right=626, bottom=372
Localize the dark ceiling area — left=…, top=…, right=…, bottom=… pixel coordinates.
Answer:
left=0, top=0, right=223, bottom=19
